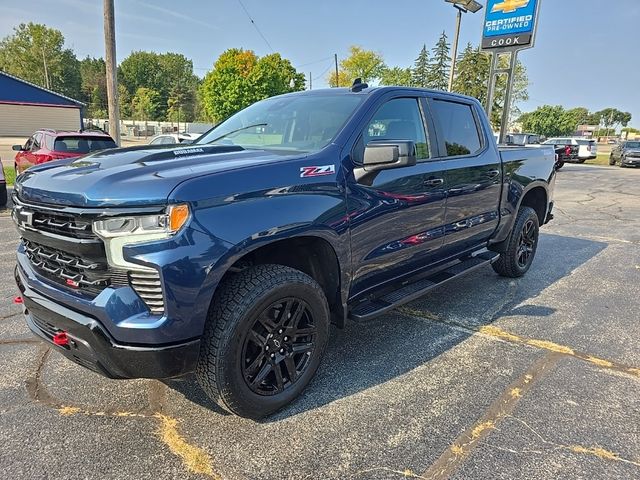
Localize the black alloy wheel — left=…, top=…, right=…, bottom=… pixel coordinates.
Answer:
left=242, top=297, right=317, bottom=395
left=516, top=219, right=536, bottom=270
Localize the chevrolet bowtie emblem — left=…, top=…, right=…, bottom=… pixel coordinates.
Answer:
left=491, top=0, right=530, bottom=14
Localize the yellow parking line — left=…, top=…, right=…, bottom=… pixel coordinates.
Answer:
left=397, top=307, right=640, bottom=379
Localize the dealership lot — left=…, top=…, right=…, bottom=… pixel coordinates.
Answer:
left=0, top=164, right=638, bottom=479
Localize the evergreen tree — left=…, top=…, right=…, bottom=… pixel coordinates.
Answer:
left=451, top=43, right=490, bottom=103
left=412, top=44, right=429, bottom=88
left=427, top=31, right=450, bottom=90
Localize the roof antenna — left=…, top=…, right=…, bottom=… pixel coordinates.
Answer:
left=350, top=78, right=368, bottom=92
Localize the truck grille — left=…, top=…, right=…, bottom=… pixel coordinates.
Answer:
left=31, top=211, right=94, bottom=239
left=23, top=239, right=110, bottom=295
left=129, top=271, right=165, bottom=315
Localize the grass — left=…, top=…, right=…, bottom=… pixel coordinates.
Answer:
left=3, top=165, right=16, bottom=186
left=583, top=153, right=612, bottom=167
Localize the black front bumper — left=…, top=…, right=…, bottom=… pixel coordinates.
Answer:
left=16, top=266, right=200, bottom=379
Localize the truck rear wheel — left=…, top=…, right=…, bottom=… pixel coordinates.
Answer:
left=492, top=206, right=539, bottom=278
left=609, top=154, right=615, bottom=166
left=196, top=264, right=330, bottom=418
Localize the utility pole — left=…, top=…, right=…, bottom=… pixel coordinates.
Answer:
left=309, top=71, right=312, bottom=90
left=103, top=0, right=121, bottom=145
left=447, top=6, right=463, bottom=92
left=41, top=48, right=50, bottom=89
left=334, top=53, right=339, bottom=87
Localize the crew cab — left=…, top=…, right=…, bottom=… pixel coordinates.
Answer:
left=13, top=85, right=556, bottom=418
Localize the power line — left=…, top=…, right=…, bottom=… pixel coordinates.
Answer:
left=296, top=56, right=333, bottom=69
left=312, top=61, right=334, bottom=82
left=236, top=0, right=274, bottom=52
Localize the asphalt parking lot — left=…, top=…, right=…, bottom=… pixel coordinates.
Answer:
left=0, top=164, right=638, bottom=480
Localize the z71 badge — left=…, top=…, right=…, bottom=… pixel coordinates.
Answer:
left=300, top=165, right=335, bottom=178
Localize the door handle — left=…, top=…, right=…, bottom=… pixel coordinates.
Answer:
left=423, top=177, right=444, bottom=187
left=485, top=169, right=500, bottom=178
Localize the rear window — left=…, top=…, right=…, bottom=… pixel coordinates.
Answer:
left=54, top=136, right=117, bottom=154
left=431, top=100, right=482, bottom=156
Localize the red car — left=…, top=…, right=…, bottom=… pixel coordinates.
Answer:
left=13, top=129, right=118, bottom=174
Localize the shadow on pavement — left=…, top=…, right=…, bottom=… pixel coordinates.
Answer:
left=168, top=233, right=607, bottom=421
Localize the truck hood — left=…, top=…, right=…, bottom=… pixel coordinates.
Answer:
left=15, top=144, right=300, bottom=207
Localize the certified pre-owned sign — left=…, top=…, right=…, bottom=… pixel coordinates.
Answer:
left=481, top=0, right=540, bottom=50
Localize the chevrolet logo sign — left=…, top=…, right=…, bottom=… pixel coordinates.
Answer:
left=491, top=0, right=529, bottom=14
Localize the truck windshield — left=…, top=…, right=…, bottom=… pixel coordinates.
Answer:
left=196, top=94, right=364, bottom=153
left=625, top=141, right=640, bottom=148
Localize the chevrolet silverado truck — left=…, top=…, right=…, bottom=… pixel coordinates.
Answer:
left=14, top=85, right=556, bottom=418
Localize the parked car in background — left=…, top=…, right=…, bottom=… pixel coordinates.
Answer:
left=0, top=157, right=6, bottom=207
left=13, top=129, right=117, bottom=174
left=543, top=137, right=597, bottom=162
left=609, top=140, right=640, bottom=167
left=505, top=133, right=542, bottom=145
left=148, top=133, right=200, bottom=145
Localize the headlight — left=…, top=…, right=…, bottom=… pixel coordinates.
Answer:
left=93, top=204, right=190, bottom=270
left=93, top=204, right=189, bottom=238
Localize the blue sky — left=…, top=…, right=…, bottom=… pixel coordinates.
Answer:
left=1, top=0, right=639, bottom=126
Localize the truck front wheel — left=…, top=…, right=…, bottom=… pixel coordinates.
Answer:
left=492, top=206, right=540, bottom=278
left=196, top=264, right=330, bottom=418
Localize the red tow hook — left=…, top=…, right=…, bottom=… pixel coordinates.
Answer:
left=52, top=331, right=69, bottom=348
left=13, top=296, right=23, bottom=304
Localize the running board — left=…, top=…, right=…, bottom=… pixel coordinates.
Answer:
left=349, top=251, right=500, bottom=322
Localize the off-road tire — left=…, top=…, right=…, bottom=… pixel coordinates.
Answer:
left=609, top=154, right=615, bottom=166
left=196, top=264, right=330, bottom=419
left=492, top=206, right=540, bottom=278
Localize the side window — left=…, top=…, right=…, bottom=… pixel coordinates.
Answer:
left=149, top=137, right=163, bottom=145
left=162, top=136, right=177, bottom=145
left=363, top=98, right=429, bottom=160
left=31, top=133, right=43, bottom=151
left=431, top=100, right=482, bottom=157
left=23, top=137, right=34, bottom=151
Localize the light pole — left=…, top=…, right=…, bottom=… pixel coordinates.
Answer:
left=445, top=0, right=483, bottom=92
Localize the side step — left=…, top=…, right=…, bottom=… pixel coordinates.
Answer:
left=349, top=251, right=500, bottom=322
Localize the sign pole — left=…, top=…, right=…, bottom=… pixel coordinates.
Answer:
left=499, top=50, right=518, bottom=144
left=481, top=0, right=541, bottom=143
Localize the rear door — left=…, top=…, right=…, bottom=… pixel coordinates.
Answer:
left=428, top=96, right=502, bottom=256
left=347, top=95, right=448, bottom=298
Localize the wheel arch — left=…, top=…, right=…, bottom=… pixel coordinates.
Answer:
left=198, top=232, right=347, bottom=333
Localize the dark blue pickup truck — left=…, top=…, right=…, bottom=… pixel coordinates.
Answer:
left=14, top=85, right=556, bottom=418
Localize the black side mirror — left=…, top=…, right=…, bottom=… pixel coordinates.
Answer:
left=12, top=145, right=24, bottom=151
left=363, top=140, right=417, bottom=172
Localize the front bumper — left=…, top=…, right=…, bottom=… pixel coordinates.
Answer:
left=621, top=157, right=640, bottom=166
left=16, top=265, right=200, bottom=379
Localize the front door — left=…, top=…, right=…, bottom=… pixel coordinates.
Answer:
left=428, top=96, right=502, bottom=256
left=346, top=96, right=448, bottom=299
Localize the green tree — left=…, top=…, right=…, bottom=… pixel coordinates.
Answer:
left=118, top=84, right=132, bottom=119
left=0, top=22, right=81, bottom=98
left=328, top=46, right=385, bottom=86
left=131, top=87, right=160, bottom=127
left=119, top=51, right=198, bottom=120
left=519, top=105, right=577, bottom=138
left=167, top=83, right=194, bottom=124
left=451, top=43, right=490, bottom=102
left=380, top=67, right=413, bottom=86
left=427, top=32, right=450, bottom=90
left=79, top=56, right=107, bottom=118
left=596, top=108, right=632, bottom=134
left=249, top=53, right=305, bottom=99
left=199, top=49, right=304, bottom=122
left=565, top=107, right=590, bottom=127
left=412, top=45, right=429, bottom=88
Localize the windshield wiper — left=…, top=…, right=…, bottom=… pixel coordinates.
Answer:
left=206, top=123, right=268, bottom=144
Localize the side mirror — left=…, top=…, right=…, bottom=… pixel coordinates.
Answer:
left=363, top=140, right=417, bottom=172
left=12, top=145, right=24, bottom=151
